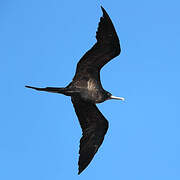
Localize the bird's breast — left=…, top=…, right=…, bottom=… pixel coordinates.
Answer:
left=79, top=79, right=105, bottom=103
left=69, top=79, right=105, bottom=103
left=87, top=79, right=98, bottom=91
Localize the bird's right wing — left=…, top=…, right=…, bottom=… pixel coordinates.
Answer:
left=71, top=96, right=109, bottom=174
left=72, top=7, right=120, bottom=82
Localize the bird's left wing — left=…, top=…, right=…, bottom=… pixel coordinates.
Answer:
left=71, top=96, right=109, bottom=174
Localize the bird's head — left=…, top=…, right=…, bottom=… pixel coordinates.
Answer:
left=105, top=91, right=125, bottom=101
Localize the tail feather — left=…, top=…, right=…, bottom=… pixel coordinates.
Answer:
left=25, top=85, right=64, bottom=93
left=25, top=85, right=80, bottom=96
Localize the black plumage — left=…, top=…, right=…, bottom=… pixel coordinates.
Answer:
left=26, top=6, right=124, bottom=174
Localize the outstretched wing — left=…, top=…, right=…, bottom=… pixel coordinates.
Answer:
left=73, top=6, right=121, bottom=82
left=71, top=96, right=109, bottom=174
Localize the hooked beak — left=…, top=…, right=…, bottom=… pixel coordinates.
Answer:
left=110, top=95, right=125, bottom=101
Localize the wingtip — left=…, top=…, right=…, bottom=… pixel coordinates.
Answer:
left=78, top=168, right=83, bottom=175
left=78, top=162, right=87, bottom=175
left=101, top=6, right=107, bottom=15
left=100, top=6, right=105, bottom=13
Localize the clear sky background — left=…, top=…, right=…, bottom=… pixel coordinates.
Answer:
left=0, top=0, right=180, bottom=179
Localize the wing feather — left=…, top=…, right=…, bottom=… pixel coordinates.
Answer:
left=73, top=7, right=120, bottom=82
left=71, top=96, right=109, bottom=174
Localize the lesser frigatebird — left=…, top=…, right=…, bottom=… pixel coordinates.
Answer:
left=26, top=6, right=124, bottom=174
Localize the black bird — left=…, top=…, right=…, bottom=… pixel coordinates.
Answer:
left=26, top=6, right=124, bottom=174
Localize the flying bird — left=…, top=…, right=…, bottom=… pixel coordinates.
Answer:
left=26, top=6, right=124, bottom=174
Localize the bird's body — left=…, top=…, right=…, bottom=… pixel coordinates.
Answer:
left=67, top=79, right=106, bottom=103
left=26, top=6, right=124, bottom=174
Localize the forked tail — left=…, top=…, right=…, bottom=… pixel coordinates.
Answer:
left=25, top=85, right=79, bottom=96
left=25, top=85, right=67, bottom=94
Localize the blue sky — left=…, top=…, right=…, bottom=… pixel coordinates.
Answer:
left=0, top=0, right=180, bottom=179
